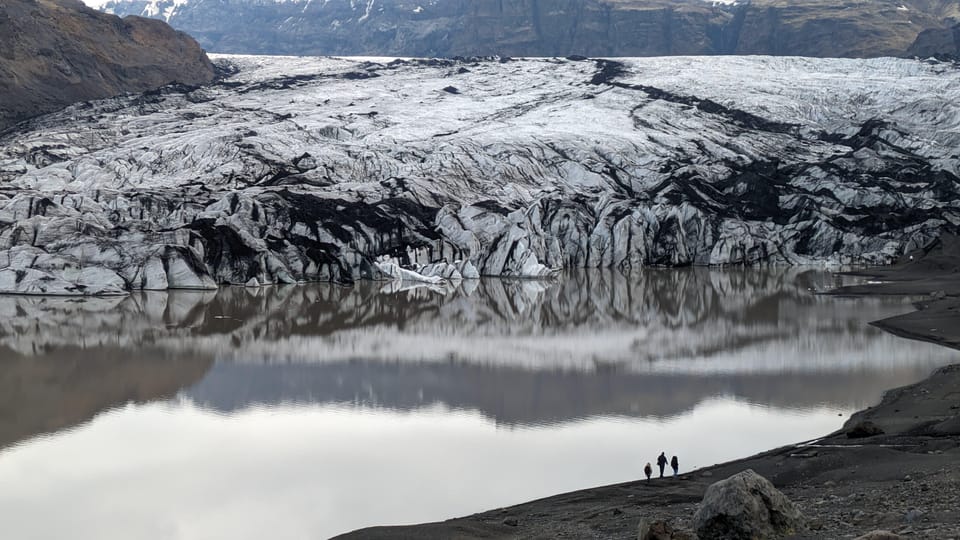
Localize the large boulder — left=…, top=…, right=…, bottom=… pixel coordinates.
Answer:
left=693, top=469, right=805, bottom=540
left=638, top=518, right=694, bottom=540
left=847, top=420, right=885, bottom=439
left=930, top=416, right=960, bottom=436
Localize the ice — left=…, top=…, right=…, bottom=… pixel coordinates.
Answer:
left=1, top=55, right=958, bottom=295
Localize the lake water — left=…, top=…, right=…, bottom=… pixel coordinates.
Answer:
left=0, top=268, right=956, bottom=539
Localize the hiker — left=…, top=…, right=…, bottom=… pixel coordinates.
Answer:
left=671, top=455, right=679, bottom=476
left=644, top=462, right=652, bottom=481
left=657, top=452, right=668, bottom=478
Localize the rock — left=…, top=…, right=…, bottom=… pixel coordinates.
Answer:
left=694, top=469, right=805, bottom=540
left=854, top=531, right=903, bottom=540
left=929, top=416, right=960, bottom=436
left=847, top=421, right=885, bottom=439
left=502, top=518, right=518, bottom=527
left=637, top=519, right=652, bottom=540
left=908, top=23, right=960, bottom=58
left=245, top=277, right=260, bottom=288
left=0, top=0, right=215, bottom=130
left=638, top=518, right=694, bottom=540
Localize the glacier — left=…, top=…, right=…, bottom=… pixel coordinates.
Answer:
left=1, top=54, right=959, bottom=294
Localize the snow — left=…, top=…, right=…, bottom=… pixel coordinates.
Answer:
left=96, top=0, right=191, bottom=21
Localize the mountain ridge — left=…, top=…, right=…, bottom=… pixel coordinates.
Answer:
left=99, top=0, right=960, bottom=58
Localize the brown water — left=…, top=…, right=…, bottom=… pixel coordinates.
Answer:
left=0, top=268, right=956, bottom=539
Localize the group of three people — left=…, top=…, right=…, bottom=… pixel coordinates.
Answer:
left=643, top=452, right=678, bottom=480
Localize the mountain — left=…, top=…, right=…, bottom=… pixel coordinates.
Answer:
left=1, top=55, right=959, bottom=294
left=909, top=22, right=960, bottom=57
left=98, top=0, right=960, bottom=58
left=0, top=0, right=215, bottom=131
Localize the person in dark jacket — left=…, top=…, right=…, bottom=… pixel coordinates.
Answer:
left=671, top=455, right=679, bottom=476
left=657, top=452, right=668, bottom=478
left=644, top=462, right=652, bottom=481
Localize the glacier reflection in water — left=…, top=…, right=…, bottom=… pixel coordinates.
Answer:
left=0, top=268, right=956, bottom=539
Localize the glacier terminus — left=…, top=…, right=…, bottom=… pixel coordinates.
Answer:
left=1, top=54, right=959, bottom=294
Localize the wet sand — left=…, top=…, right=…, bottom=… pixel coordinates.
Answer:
left=336, top=244, right=960, bottom=540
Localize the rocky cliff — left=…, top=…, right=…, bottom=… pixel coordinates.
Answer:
left=100, top=0, right=960, bottom=58
left=909, top=22, right=960, bottom=57
left=1, top=55, right=959, bottom=294
left=0, top=0, right=215, bottom=131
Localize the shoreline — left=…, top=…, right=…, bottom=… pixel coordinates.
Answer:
left=337, top=255, right=960, bottom=539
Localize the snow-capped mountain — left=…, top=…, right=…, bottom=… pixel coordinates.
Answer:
left=1, top=55, right=959, bottom=294
left=96, top=0, right=960, bottom=58
left=128, top=0, right=190, bottom=20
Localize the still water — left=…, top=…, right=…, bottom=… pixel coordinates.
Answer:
left=0, top=268, right=956, bottom=539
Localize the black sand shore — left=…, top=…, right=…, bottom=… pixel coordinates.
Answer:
left=337, top=245, right=960, bottom=540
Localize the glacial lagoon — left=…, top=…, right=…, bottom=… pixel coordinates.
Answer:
left=0, top=268, right=957, bottom=539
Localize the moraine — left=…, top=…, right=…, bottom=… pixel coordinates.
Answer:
left=1, top=55, right=960, bottom=294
